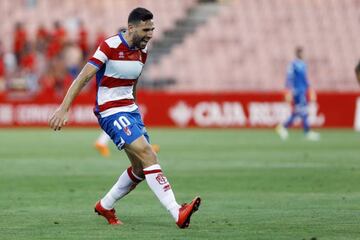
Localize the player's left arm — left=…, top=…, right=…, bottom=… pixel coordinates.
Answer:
left=284, top=63, right=294, bottom=103
left=308, top=88, right=317, bottom=102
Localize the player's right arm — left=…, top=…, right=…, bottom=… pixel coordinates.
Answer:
left=49, top=63, right=98, bottom=131
left=284, top=62, right=294, bottom=103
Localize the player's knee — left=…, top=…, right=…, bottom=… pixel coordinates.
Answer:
left=132, top=166, right=145, bottom=179
left=131, top=161, right=145, bottom=178
left=139, top=144, right=158, bottom=167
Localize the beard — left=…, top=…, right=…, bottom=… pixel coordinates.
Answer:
left=133, top=34, right=148, bottom=49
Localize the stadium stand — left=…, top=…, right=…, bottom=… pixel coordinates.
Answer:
left=0, top=0, right=359, bottom=94
left=0, top=0, right=196, bottom=45
left=0, top=0, right=196, bottom=95
left=143, top=0, right=360, bottom=92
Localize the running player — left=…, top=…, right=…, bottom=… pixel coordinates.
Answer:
left=49, top=7, right=200, bottom=228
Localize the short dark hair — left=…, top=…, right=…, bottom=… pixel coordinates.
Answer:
left=356, top=60, right=360, bottom=73
left=128, top=7, right=153, bottom=24
left=295, top=46, right=303, bottom=54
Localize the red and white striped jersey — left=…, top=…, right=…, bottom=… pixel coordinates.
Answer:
left=88, top=32, right=147, bottom=118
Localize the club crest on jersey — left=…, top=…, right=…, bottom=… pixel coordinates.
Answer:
left=118, top=52, right=125, bottom=59
left=123, top=126, right=132, bottom=136
left=156, top=173, right=168, bottom=185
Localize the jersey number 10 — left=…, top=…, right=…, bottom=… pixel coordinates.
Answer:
left=113, top=116, right=131, bottom=130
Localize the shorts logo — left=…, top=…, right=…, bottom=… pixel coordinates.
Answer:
left=123, top=126, right=132, bottom=136
left=156, top=173, right=168, bottom=185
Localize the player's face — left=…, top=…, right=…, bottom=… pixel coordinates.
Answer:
left=296, top=48, right=304, bottom=59
left=131, top=20, right=155, bottom=49
left=356, top=71, right=360, bottom=85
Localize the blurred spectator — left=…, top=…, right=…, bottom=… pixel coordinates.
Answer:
left=63, top=41, right=82, bottom=78
left=4, top=20, right=104, bottom=97
left=0, top=41, right=5, bottom=92
left=13, top=22, right=27, bottom=65
left=4, top=52, right=17, bottom=77
left=20, top=42, right=38, bottom=92
left=47, top=21, right=67, bottom=59
left=35, top=24, right=49, bottom=52
left=77, top=20, right=89, bottom=60
left=39, top=70, right=56, bottom=97
left=94, top=29, right=106, bottom=50
left=20, top=42, right=36, bottom=72
left=49, top=56, right=70, bottom=97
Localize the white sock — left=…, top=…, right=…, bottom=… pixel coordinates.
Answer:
left=143, top=164, right=181, bottom=221
left=101, top=166, right=143, bottom=210
left=97, top=131, right=111, bottom=145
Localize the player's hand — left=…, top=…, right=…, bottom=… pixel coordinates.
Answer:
left=308, top=88, right=317, bottom=102
left=284, top=91, right=292, bottom=103
left=49, top=107, right=69, bottom=131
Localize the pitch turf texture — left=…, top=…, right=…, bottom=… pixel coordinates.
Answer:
left=0, top=128, right=359, bottom=240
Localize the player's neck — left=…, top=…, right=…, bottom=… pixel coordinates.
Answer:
left=123, top=31, right=137, bottom=50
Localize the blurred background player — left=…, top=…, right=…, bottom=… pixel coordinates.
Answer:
left=49, top=7, right=200, bottom=228
left=94, top=130, right=160, bottom=157
left=355, top=60, right=360, bottom=85
left=276, top=46, right=320, bottom=141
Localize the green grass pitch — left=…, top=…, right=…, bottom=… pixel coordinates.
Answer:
left=0, top=128, right=359, bottom=240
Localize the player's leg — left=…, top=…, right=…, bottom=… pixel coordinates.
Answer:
left=300, top=112, right=310, bottom=133
left=125, top=136, right=201, bottom=228
left=298, top=95, right=320, bottom=141
left=94, top=130, right=111, bottom=157
left=95, top=113, right=146, bottom=224
left=100, top=148, right=146, bottom=207
left=96, top=110, right=200, bottom=227
left=96, top=115, right=152, bottom=214
left=99, top=165, right=144, bottom=209
left=125, top=137, right=180, bottom=218
left=95, top=164, right=143, bottom=225
left=276, top=95, right=298, bottom=140
left=300, top=108, right=320, bottom=141
left=284, top=111, right=298, bottom=128
left=276, top=111, right=297, bottom=140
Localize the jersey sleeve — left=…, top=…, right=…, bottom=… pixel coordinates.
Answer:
left=88, top=41, right=112, bottom=69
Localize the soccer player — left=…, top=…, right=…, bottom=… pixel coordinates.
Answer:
left=94, top=130, right=160, bottom=157
left=49, top=8, right=200, bottom=228
left=355, top=60, right=360, bottom=85
left=276, top=46, right=320, bottom=141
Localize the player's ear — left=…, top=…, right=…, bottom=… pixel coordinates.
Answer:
left=128, top=24, right=135, bottom=34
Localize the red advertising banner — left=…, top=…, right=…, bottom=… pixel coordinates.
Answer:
left=0, top=91, right=359, bottom=128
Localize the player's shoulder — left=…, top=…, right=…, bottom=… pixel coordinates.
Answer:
left=292, top=59, right=306, bottom=67
left=104, top=34, right=122, bottom=48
